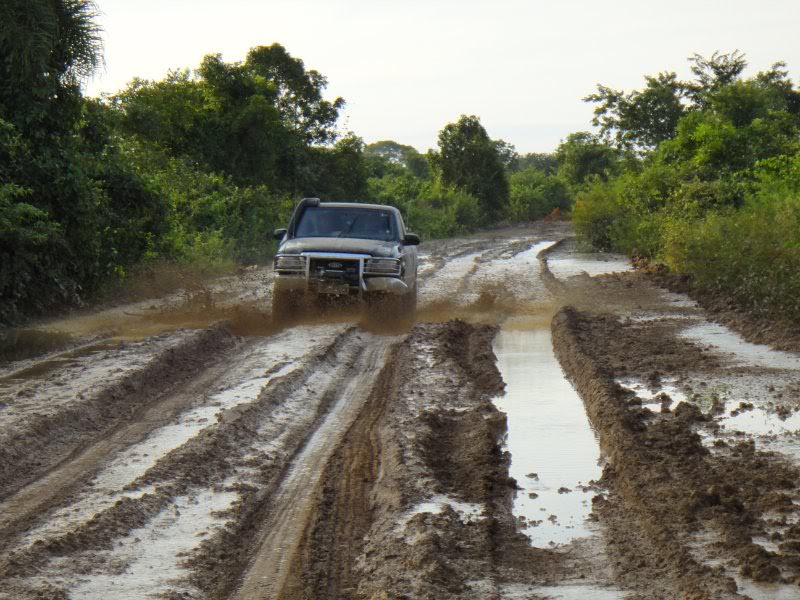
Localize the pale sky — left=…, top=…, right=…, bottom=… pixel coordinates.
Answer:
left=86, top=0, right=800, bottom=153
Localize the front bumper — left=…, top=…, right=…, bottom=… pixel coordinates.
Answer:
left=274, top=252, right=409, bottom=297
left=274, top=273, right=409, bottom=296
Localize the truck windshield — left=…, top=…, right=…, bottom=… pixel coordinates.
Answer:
left=294, top=207, right=398, bottom=241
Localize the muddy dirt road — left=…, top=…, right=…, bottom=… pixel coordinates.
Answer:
left=2, top=222, right=800, bottom=599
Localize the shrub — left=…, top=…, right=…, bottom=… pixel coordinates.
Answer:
left=508, top=168, right=571, bottom=221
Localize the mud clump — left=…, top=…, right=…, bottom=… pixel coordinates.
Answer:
left=420, top=408, right=513, bottom=503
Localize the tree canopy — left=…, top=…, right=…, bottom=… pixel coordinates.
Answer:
left=430, top=115, right=510, bottom=222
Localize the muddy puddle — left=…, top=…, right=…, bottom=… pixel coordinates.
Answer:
left=500, top=583, right=624, bottom=600
left=15, top=324, right=347, bottom=546
left=543, top=237, right=631, bottom=280
left=493, top=316, right=604, bottom=547
left=0, top=339, right=120, bottom=388
left=547, top=254, right=632, bottom=279
left=63, top=488, right=238, bottom=600
left=0, top=328, right=77, bottom=363
left=681, top=322, right=800, bottom=370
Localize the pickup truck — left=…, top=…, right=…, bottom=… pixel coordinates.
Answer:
left=272, top=198, right=420, bottom=319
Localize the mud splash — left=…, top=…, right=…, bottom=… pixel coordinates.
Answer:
left=493, top=315, right=604, bottom=546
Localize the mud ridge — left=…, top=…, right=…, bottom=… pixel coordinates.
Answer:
left=281, top=344, right=401, bottom=600
left=0, top=328, right=360, bottom=588
left=552, top=306, right=800, bottom=597
left=0, top=324, right=237, bottom=501
left=536, top=237, right=569, bottom=296
left=181, top=327, right=371, bottom=598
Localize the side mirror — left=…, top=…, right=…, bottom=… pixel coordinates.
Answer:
left=403, top=233, right=420, bottom=246
left=274, top=228, right=287, bottom=241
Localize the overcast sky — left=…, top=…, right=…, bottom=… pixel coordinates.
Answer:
left=86, top=0, right=800, bottom=154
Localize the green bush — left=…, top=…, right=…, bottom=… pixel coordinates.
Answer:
left=508, top=168, right=571, bottom=221
left=571, top=182, right=629, bottom=251
left=367, top=174, right=481, bottom=239
left=662, top=202, right=800, bottom=320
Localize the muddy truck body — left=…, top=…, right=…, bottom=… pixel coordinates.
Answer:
left=272, top=198, right=420, bottom=318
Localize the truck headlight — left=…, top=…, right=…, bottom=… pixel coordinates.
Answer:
left=275, top=255, right=305, bottom=272
left=365, top=258, right=401, bottom=276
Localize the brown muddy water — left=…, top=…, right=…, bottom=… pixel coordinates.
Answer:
left=493, top=316, right=604, bottom=547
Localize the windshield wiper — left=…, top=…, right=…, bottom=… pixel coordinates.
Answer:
left=337, top=215, right=361, bottom=238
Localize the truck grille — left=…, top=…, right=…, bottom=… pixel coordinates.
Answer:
left=308, top=257, right=360, bottom=286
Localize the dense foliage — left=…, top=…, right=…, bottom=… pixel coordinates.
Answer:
left=574, top=52, right=800, bottom=322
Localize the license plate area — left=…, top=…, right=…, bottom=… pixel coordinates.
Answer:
left=308, top=257, right=361, bottom=295
left=316, top=280, right=351, bottom=295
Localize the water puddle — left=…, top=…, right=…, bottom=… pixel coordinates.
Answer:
left=0, top=340, right=119, bottom=388
left=680, top=322, right=800, bottom=371
left=547, top=254, right=632, bottom=279
left=618, top=378, right=689, bottom=410
left=493, top=316, right=603, bottom=546
left=18, top=325, right=342, bottom=545
left=64, top=488, right=237, bottom=599
left=0, top=328, right=76, bottom=363
left=527, top=584, right=625, bottom=599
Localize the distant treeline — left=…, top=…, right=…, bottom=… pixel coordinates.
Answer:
left=569, top=51, right=800, bottom=323
left=1, top=1, right=580, bottom=323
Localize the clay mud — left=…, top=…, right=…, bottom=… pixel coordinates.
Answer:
left=2, top=221, right=800, bottom=599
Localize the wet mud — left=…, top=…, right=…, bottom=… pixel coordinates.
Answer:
left=3, top=220, right=800, bottom=599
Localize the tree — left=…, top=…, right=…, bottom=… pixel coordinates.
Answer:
left=0, top=0, right=102, bottom=133
left=493, top=139, right=519, bottom=171
left=244, top=44, right=344, bottom=144
left=430, top=115, right=509, bottom=221
left=365, top=140, right=418, bottom=164
left=365, top=140, right=431, bottom=179
left=585, top=72, right=686, bottom=150
left=685, top=50, right=747, bottom=106
left=555, top=132, right=619, bottom=187
left=508, top=168, right=571, bottom=221
left=585, top=52, right=752, bottom=152
left=516, top=152, right=558, bottom=174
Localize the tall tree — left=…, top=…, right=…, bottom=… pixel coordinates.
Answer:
left=555, top=132, right=618, bottom=186
left=0, top=0, right=102, bottom=132
left=430, top=115, right=509, bottom=221
left=244, top=44, right=344, bottom=144
left=585, top=72, right=686, bottom=150
left=685, top=50, right=747, bottom=106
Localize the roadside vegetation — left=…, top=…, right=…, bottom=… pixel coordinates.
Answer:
left=571, top=51, right=800, bottom=323
left=1, top=0, right=572, bottom=324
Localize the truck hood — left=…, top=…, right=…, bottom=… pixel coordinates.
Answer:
left=278, top=237, right=399, bottom=258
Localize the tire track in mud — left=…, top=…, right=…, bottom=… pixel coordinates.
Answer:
left=232, top=334, right=398, bottom=600
left=276, top=321, right=575, bottom=600
left=0, top=324, right=236, bottom=503
left=0, top=325, right=336, bottom=550
left=0, top=326, right=369, bottom=598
